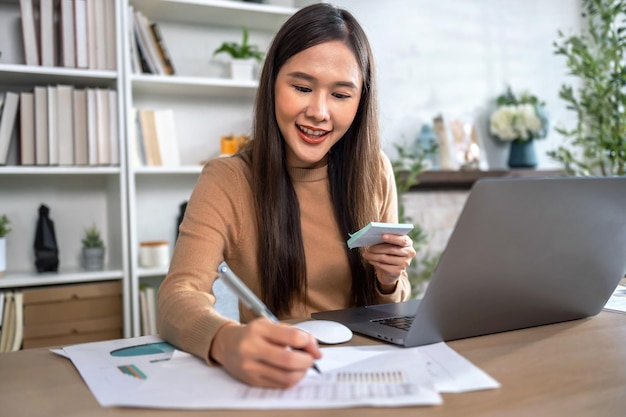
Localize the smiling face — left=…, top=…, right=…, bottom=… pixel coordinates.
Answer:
left=274, top=40, right=363, bottom=168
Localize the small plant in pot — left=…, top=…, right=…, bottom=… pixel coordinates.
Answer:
left=82, top=223, right=105, bottom=271
left=0, top=214, right=11, bottom=276
left=213, top=27, right=265, bottom=80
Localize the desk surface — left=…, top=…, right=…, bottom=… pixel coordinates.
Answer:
left=1, top=310, right=625, bottom=417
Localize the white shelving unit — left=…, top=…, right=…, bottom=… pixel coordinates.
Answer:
left=122, top=0, right=296, bottom=336
left=0, top=0, right=298, bottom=340
left=129, top=0, right=295, bottom=29
left=0, top=0, right=131, bottom=336
left=131, top=74, right=258, bottom=97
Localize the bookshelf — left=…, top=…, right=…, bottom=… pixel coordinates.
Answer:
left=122, top=0, right=296, bottom=336
left=0, top=0, right=298, bottom=342
left=0, top=0, right=131, bottom=342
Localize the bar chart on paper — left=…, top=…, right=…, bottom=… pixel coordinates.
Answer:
left=240, top=370, right=417, bottom=400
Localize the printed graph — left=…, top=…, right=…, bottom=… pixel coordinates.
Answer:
left=118, top=364, right=147, bottom=380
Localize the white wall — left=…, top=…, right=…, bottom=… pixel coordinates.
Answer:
left=328, top=0, right=583, bottom=169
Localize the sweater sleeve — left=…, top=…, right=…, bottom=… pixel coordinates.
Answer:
left=374, top=153, right=412, bottom=303
left=157, top=158, right=246, bottom=364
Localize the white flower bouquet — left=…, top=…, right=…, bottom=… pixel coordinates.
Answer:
left=489, top=87, right=548, bottom=142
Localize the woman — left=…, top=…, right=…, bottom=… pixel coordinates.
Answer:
left=158, top=3, right=416, bottom=388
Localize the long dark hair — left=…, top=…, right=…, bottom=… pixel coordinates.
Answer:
left=241, top=3, right=382, bottom=316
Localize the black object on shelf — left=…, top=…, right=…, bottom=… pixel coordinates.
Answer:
left=176, top=201, right=188, bottom=240
left=34, top=204, right=59, bottom=272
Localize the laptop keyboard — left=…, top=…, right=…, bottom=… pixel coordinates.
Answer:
left=372, top=315, right=414, bottom=331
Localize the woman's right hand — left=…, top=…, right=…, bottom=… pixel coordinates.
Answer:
left=209, top=318, right=321, bottom=388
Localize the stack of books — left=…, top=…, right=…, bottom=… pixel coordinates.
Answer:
left=131, top=108, right=180, bottom=167
left=0, top=87, right=119, bottom=167
left=19, top=0, right=117, bottom=70
left=129, top=7, right=176, bottom=75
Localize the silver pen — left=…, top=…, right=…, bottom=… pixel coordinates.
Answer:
left=217, top=262, right=321, bottom=374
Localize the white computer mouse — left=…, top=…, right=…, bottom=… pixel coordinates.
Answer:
left=292, top=320, right=353, bottom=344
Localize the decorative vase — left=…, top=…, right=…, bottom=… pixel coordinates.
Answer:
left=0, top=237, right=6, bottom=276
left=83, top=247, right=105, bottom=271
left=229, top=58, right=256, bottom=80
left=414, top=124, right=439, bottom=170
left=139, top=241, right=170, bottom=268
left=508, top=139, right=537, bottom=168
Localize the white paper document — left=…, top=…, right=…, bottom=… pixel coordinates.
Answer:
left=604, top=285, right=626, bottom=313
left=58, top=335, right=499, bottom=410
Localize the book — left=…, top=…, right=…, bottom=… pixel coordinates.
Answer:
left=60, top=0, right=76, bottom=68
left=134, top=11, right=164, bottom=75
left=0, top=292, right=14, bottom=352
left=108, top=89, right=118, bottom=165
left=131, top=10, right=155, bottom=74
left=141, top=13, right=167, bottom=75
left=138, top=109, right=161, bottom=166
left=47, top=85, right=58, bottom=165
left=0, top=292, right=4, bottom=346
left=131, top=108, right=146, bottom=166
left=39, top=0, right=56, bottom=67
left=95, top=88, right=110, bottom=165
left=19, top=91, right=35, bottom=165
left=0, top=292, right=4, bottom=326
left=85, top=0, right=97, bottom=69
left=347, top=222, right=414, bottom=249
left=0, top=92, right=20, bottom=165
left=86, top=88, right=98, bottom=165
left=73, top=88, right=88, bottom=165
left=94, top=0, right=107, bottom=70
left=150, top=22, right=175, bottom=75
left=56, top=85, right=75, bottom=166
left=10, top=291, right=23, bottom=352
left=127, top=6, right=142, bottom=74
left=153, top=109, right=180, bottom=167
left=34, top=86, right=49, bottom=165
left=103, top=0, right=116, bottom=70
left=144, top=286, right=157, bottom=335
left=139, top=287, right=149, bottom=336
left=74, top=0, right=89, bottom=69
left=19, top=0, right=39, bottom=66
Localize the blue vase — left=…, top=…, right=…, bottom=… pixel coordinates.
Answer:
left=508, top=139, right=537, bottom=168
left=413, top=124, right=439, bottom=170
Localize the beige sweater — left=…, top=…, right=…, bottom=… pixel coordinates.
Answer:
left=157, top=154, right=411, bottom=362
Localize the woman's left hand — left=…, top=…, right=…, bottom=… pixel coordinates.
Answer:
left=361, top=233, right=417, bottom=292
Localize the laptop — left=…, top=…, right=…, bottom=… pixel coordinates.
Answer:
left=313, top=176, right=626, bottom=347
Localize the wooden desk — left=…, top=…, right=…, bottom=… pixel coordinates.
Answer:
left=1, top=311, right=625, bottom=417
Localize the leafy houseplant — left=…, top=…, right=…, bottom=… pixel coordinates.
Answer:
left=213, top=27, right=264, bottom=80
left=82, top=223, right=105, bottom=271
left=391, top=140, right=441, bottom=298
left=213, top=27, right=264, bottom=61
left=0, top=214, right=11, bottom=238
left=548, top=0, right=626, bottom=176
left=82, top=224, right=104, bottom=248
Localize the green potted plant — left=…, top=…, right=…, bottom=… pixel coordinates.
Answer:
left=213, top=27, right=265, bottom=80
left=391, top=140, right=441, bottom=298
left=82, top=223, right=105, bottom=271
left=0, top=214, right=11, bottom=276
left=548, top=0, right=626, bottom=176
